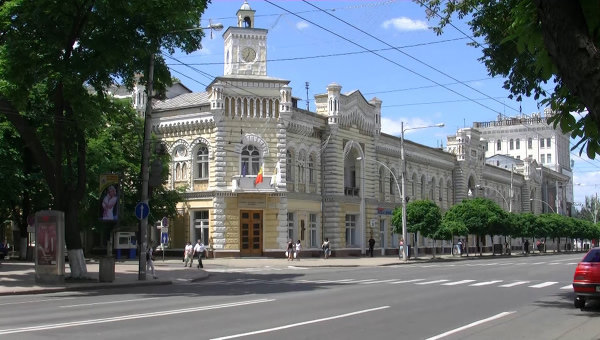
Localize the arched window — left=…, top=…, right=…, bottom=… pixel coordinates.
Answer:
left=421, top=175, right=427, bottom=200
left=496, top=140, right=501, bottom=151
left=528, top=138, right=533, bottom=149
left=242, top=145, right=260, bottom=175
left=390, top=170, right=395, bottom=196
left=196, top=145, right=209, bottom=179
left=509, top=139, right=514, bottom=150
left=516, top=138, right=520, bottom=149
left=308, top=154, right=315, bottom=184
left=286, top=150, right=294, bottom=182
left=175, top=163, right=181, bottom=180
left=297, top=151, right=306, bottom=184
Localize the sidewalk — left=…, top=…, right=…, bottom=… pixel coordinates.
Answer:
left=0, top=250, right=571, bottom=296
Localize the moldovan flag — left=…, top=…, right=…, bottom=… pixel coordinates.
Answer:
left=254, top=164, right=264, bottom=186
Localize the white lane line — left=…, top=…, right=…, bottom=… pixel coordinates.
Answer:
left=0, top=297, right=77, bottom=306
left=0, top=299, right=274, bottom=335
left=529, top=282, right=558, bottom=288
left=561, top=284, right=573, bottom=290
left=425, top=311, right=515, bottom=340
left=441, top=280, right=476, bottom=286
left=548, top=263, right=560, bottom=265
left=469, top=280, right=503, bottom=286
left=359, top=279, right=398, bottom=285
left=389, top=279, right=425, bottom=284
left=60, top=297, right=162, bottom=308
left=415, top=280, right=449, bottom=285
left=350, top=279, right=379, bottom=283
left=210, top=306, right=390, bottom=340
left=498, top=281, right=530, bottom=288
left=288, top=266, right=308, bottom=270
left=530, top=262, right=546, bottom=265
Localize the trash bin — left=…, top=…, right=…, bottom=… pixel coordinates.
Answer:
left=129, top=248, right=136, bottom=259
left=99, top=256, right=115, bottom=282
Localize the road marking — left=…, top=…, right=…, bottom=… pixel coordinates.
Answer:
left=350, top=279, right=379, bottom=283
left=288, top=266, right=308, bottom=270
left=530, top=262, right=546, bottom=265
left=441, top=280, right=476, bottom=286
left=469, top=280, right=503, bottom=286
left=415, top=280, right=449, bottom=285
left=529, top=281, right=558, bottom=288
left=560, top=284, right=573, bottom=290
left=359, top=279, right=398, bottom=285
left=425, top=311, right=515, bottom=340
left=59, top=297, right=162, bottom=308
left=498, top=281, right=530, bottom=288
left=0, top=297, right=76, bottom=306
left=0, top=299, right=274, bottom=335
left=210, top=306, right=390, bottom=340
left=389, top=279, right=425, bottom=284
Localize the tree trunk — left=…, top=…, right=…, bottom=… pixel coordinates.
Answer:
left=535, top=0, right=600, bottom=129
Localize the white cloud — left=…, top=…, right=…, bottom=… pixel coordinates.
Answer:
left=382, top=17, right=428, bottom=31
left=296, top=21, right=309, bottom=30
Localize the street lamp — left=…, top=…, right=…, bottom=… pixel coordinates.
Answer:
left=400, top=122, right=444, bottom=261
left=139, top=21, right=223, bottom=280
left=530, top=198, right=556, bottom=213
left=475, top=184, right=510, bottom=212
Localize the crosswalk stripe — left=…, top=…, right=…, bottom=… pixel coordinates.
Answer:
left=360, top=279, right=398, bottom=285
left=529, top=282, right=558, bottom=288
left=469, top=280, right=503, bottom=286
left=498, top=281, right=530, bottom=287
left=441, top=280, right=476, bottom=286
left=560, top=284, right=573, bottom=290
left=415, top=279, right=450, bottom=285
left=389, top=279, right=426, bottom=284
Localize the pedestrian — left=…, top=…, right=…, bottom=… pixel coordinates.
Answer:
left=146, top=243, right=157, bottom=279
left=193, top=239, right=205, bottom=268
left=322, top=238, right=330, bottom=259
left=183, top=241, right=193, bottom=267
left=505, top=240, right=510, bottom=255
left=287, top=239, right=294, bottom=261
left=368, top=236, right=375, bottom=257
left=524, top=239, right=530, bottom=254
left=294, top=240, right=302, bottom=260
left=457, top=239, right=463, bottom=256
left=399, top=238, right=404, bottom=259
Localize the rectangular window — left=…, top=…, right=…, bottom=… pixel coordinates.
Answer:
left=547, top=153, right=552, bottom=164
left=287, top=212, right=295, bottom=241
left=528, top=138, right=532, bottom=149
left=345, top=214, right=357, bottom=246
left=194, top=210, right=210, bottom=245
left=540, top=154, right=545, bottom=164
left=547, top=138, right=551, bottom=148
left=309, top=213, right=318, bottom=248
left=540, top=139, right=545, bottom=148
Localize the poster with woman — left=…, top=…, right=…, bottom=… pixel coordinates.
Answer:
left=99, top=174, right=120, bottom=221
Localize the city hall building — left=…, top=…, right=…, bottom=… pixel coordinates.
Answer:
left=146, top=2, right=573, bottom=257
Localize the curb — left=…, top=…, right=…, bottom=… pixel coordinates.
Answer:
left=0, top=280, right=173, bottom=297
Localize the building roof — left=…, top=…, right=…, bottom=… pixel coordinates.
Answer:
left=154, top=92, right=209, bottom=111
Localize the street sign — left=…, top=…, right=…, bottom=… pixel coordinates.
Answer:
left=161, top=232, right=168, bottom=245
left=135, top=202, right=150, bottom=220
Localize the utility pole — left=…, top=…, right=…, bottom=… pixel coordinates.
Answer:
left=139, top=52, right=155, bottom=280
left=305, top=82, right=310, bottom=111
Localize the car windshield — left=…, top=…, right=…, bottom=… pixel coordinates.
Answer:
left=582, top=249, right=600, bottom=263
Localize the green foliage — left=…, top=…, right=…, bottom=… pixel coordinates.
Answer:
left=434, top=220, right=468, bottom=241
left=405, top=200, right=442, bottom=240
left=417, top=0, right=600, bottom=158
left=443, top=198, right=508, bottom=237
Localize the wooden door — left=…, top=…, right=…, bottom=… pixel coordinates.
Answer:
left=240, top=210, right=262, bottom=256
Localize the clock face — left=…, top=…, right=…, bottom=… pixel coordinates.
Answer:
left=241, top=47, right=257, bottom=62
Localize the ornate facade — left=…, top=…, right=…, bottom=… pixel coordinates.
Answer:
left=149, top=1, right=570, bottom=257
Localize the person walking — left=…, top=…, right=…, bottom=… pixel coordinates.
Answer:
left=287, top=239, right=294, bottom=261
left=193, top=239, right=205, bottom=268
left=183, top=241, right=193, bottom=267
left=524, top=239, right=530, bottom=255
left=322, top=238, right=330, bottom=259
left=294, top=240, right=302, bottom=260
left=146, top=243, right=157, bottom=279
left=368, top=236, right=375, bottom=257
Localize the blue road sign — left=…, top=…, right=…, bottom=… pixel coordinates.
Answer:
left=161, top=232, right=168, bottom=245
left=135, top=202, right=150, bottom=220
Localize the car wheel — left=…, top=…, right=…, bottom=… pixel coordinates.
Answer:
left=574, top=296, right=585, bottom=309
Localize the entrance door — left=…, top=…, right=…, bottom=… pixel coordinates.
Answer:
left=240, top=210, right=262, bottom=256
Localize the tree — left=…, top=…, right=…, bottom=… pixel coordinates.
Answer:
left=443, top=198, right=507, bottom=256
left=418, top=0, right=600, bottom=158
left=405, top=200, right=442, bottom=258
left=0, top=0, right=209, bottom=277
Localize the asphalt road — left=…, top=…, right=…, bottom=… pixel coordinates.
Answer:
left=1, top=254, right=598, bottom=339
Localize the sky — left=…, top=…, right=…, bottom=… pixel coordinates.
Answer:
left=166, top=0, right=600, bottom=207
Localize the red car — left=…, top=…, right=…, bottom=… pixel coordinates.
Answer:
left=573, top=247, right=600, bottom=309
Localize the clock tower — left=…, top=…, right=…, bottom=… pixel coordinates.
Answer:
left=223, top=1, right=267, bottom=77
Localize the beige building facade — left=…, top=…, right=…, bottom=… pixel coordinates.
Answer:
left=148, top=2, right=570, bottom=257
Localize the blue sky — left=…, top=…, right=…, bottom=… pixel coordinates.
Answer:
left=167, top=0, right=600, bottom=206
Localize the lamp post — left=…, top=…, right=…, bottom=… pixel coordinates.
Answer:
left=475, top=184, right=510, bottom=212
left=400, top=122, right=444, bottom=261
left=139, top=22, right=223, bottom=280
left=529, top=198, right=556, bottom=213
